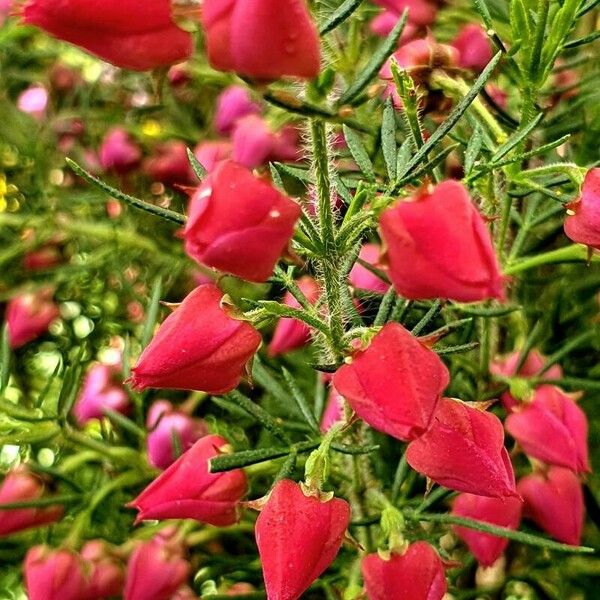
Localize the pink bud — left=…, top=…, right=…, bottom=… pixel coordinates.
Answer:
left=349, top=243, right=390, bottom=294
left=146, top=400, right=208, bottom=470
left=505, top=385, right=590, bottom=473
left=406, top=398, right=518, bottom=498
left=183, top=161, right=301, bottom=283
left=17, top=85, right=49, bottom=120
left=124, top=536, right=190, bottom=600
left=129, top=434, right=247, bottom=526
left=451, top=24, right=493, bottom=72
left=99, top=128, right=141, bottom=175
left=81, top=540, right=124, bottom=600
left=452, top=493, right=523, bottom=566
left=6, top=289, right=59, bottom=349
left=22, top=246, right=61, bottom=271
left=268, top=276, right=320, bottom=357
left=370, top=11, right=419, bottom=40
left=214, top=85, right=261, bottom=136
left=202, top=0, right=320, bottom=81
left=73, top=362, right=131, bottom=425
left=231, top=115, right=274, bottom=169
left=143, top=141, right=194, bottom=186
left=269, top=125, right=302, bottom=163
left=0, top=468, right=63, bottom=537
left=517, top=467, right=584, bottom=545
left=193, top=140, right=233, bottom=173
left=320, top=386, right=345, bottom=433
left=379, top=181, right=505, bottom=302
left=373, top=0, right=438, bottom=26
left=24, top=546, right=88, bottom=600
left=333, top=323, right=449, bottom=442
left=564, top=168, right=600, bottom=250
left=255, top=479, right=350, bottom=600
left=129, top=284, right=261, bottom=394
left=362, top=541, right=447, bottom=600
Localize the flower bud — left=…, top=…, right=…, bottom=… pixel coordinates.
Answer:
left=99, top=128, right=142, bottom=175
left=268, top=276, right=320, bottom=357
left=21, top=0, right=194, bottom=70
left=23, top=246, right=61, bottom=271
left=505, top=385, right=590, bottom=473
left=406, top=398, right=518, bottom=498
left=214, top=85, right=261, bottom=136
left=24, top=545, right=88, bottom=600
left=517, top=467, right=584, bottom=545
left=373, top=0, right=438, bottom=27
left=193, top=140, right=232, bottom=173
left=349, top=243, right=390, bottom=294
left=143, top=141, right=194, bottom=186
left=0, top=468, right=63, bottom=537
left=129, top=434, right=247, bottom=526
left=129, top=284, right=261, bottom=394
left=255, top=479, right=350, bottom=600
left=81, top=540, right=124, bottom=600
left=231, top=115, right=274, bottom=168
left=183, top=161, right=301, bottom=283
left=6, top=289, right=59, bottom=349
left=320, top=386, right=345, bottom=433
left=333, top=323, right=449, bottom=441
left=17, top=84, right=48, bottom=120
left=124, top=535, right=190, bottom=600
left=451, top=24, right=493, bottom=72
left=146, top=400, right=208, bottom=470
left=362, top=541, right=447, bottom=600
left=379, top=180, right=505, bottom=302
left=202, top=0, right=320, bottom=80
left=73, top=362, right=130, bottom=425
left=564, top=168, right=600, bottom=250
left=451, top=494, right=523, bottom=567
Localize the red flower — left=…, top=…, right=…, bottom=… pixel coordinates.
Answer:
left=124, top=535, right=190, bottom=600
left=379, top=181, right=505, bottom=302
left=80, top=541, right=124, bottom=600
left=184, top=161, right=301, bottom=283
left=129, top=284, right=261, bottom=394
left=6, top=289, right=59, bottom=349
left=268, top=276, right=320, bottom=357
left=361, top=541, right=447, bottom=600
left=564, top=168, right=600, bottom=249
left=143, top=141, right=194, bottom=186
left=255, top=479, right=350, bottom=600
left=451, top=24, right=493, bottom=72
left=505, top=385, right=590, bottom=473
left=0, top=468, right=63, bottom=537
left=517, top=467, right=584, bottom=546
left=21, top=0, right=194, bottom=71
left=451, top=493, right=523, bottom=567
left=373, top=0, right=438, bottom=27
left=333, top=323, right=449, bottom=441
left=99, top=128, right=141, bottom=175
left=202, top=0, right=320, bottom=80
left=406, top=398, right=518, bottom=498
left=129, top=434, right=247, bottom=526
left=24, top=546, right=88, bottom=600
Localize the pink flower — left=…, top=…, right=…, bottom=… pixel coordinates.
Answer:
left=80, top=540, right=124, bottom=600
left=6, top=289, right=59, bottom=349
left=231, top=115, right=275, bottom=168
left=451, top=24, right=493, bottom=72
left=564, top=168, right=600, bottom=249
left=373, top=0, right=438, bottom=27
left=143, top=141, right=194, bottom=186
left=320, top=386, right=345, bottom=433
left=452, top=494, right=523, bottom=566
left=406, top=398, right=518, bottom=498
left=349, top=243, right=390, bottom=294
left=518, top=467, right=584, bottom=545
left=99, top=128, right=142, bottom=175
left=214, top=85, right=261, bottom=135
left=129, top=434, right=247, bottom=526
left=17, top=85, right=49, bottom=120
left=146, top=400, right=208, bottom=470
left=193, top=140, right=232, bottom=173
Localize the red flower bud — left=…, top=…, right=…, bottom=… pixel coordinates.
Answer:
left=451, top=494, right=523, bottom=566
left=0, top=468, right=63, bottom=537
left=406, top=398, right=518, bottom=498
left=361, top=541, right=447, bottom=600
left=505, top=385, right=590, bottom=473
left=349, top=243, right=390, bottom=294
left=129, top=284, right=261, bottom=394
left=379, top=181, right=505, bottom=302
left=129, top=434, right=247, bottom=526
left=202, top=0, right=320, bottom=80
left=451, top=24, right=493, bottom=72
left=21, top=0, right=194, bottom=71
left=268, top=276, right=320, bottom=357
left=124, top=535, right=190, bottom=600
left=231, top=115, right=275, bottom=168
left=22, top=246, right=61, bottom=271
left=333, top=323, right=449, bottom=441
left=215, top=85, right=261, bottom=136
left=81, top=540, right=124, bottom=600
left=143, top=141, right=194, bottom=186
left=99, top=128, right=142, bottom=175
left=193, top=140, right=232, bottom=173
left=255, top=479, right=350, bottom=600
left=564, top=168, right=600, bottom=250
left=146, top=400, right=208, bottom=470
left=184, top=161, right=301, bottom=283
left=24, top=546, right=88, bottom=600
left=6, top=289, right=59, bottom=349
left=517, top=467, right=584, bottom=545
left=373, top=0, right=438, bottom=27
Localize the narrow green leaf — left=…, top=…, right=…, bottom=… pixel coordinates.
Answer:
left=319, top=0, right=365, bottom=35
left=395, top=139, right=412, bottom=180
left=436, top=342, right=480, bottom=355
left=0, top=495, right=81, bottom=510
left=256, top=301, right=329, bottom=335
left=252, top=359, right=299, bottom=412
left=141, top=275, right=163, bottom=349
left=0, top=324, right=10, bottom=394
left=282, top=368, right=320, bottom=432
left=564, top=30, right=600, bottom=49
left=343, top=125, right=375, bottom=181
left=381, top=97, right=397, bottom=181
left=269, top=163, right=284, bottom=189
left=538, top=329, right=597, bottom=376
left=411, top=300, right=442, bottom=336
left=338, top=10, right=408, bottom=105
left=491, top=113, right=543, bottom=162
left=66, top=158, right=186, bottom=225
left=374, top=287, right=397, bottom=327
left=187, top=147, right=207, bottom=180
left=464, top=124, right=484, bottom=175
left=104, top=409, right=146, bottom=438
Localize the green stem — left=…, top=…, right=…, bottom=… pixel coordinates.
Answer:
left=504, top=245, right=598, bottom=274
